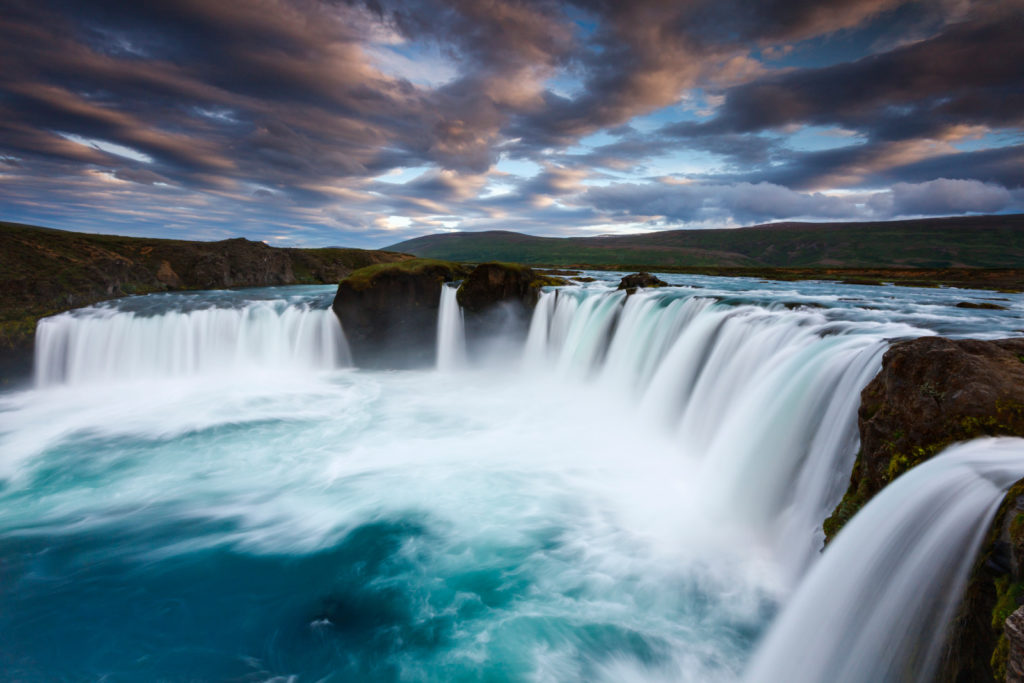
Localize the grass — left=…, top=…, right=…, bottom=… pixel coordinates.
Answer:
left=387, top=214, right=1024, bottom=274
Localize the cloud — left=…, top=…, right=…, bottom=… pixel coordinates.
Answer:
left=883, top=178, right=1014, bottom=215
left=0, top=0, right=1021, bottom=245
left=582, top=178, right=1024, bottom=226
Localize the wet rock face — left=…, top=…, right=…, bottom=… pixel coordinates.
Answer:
left=1007, top=607, right=1024, bottom=682
left=456, top=263, right=543, bottom=314
left=332, top=261, right=468, bottom=368
left=455, top=263, right=566, bottom=346
left=826, top=337, right=1024, bottom=540
left=617, top=272, right=667, bottom=293
left=819, top=336, right=1024, bottom=682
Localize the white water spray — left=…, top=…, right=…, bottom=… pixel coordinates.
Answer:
left=34, top=298, right=350, bottom=386
left=520, top=287, right=923, bottom=571
left=745, top=437, right=1024, bottom=683
left=436, top=283, right=466, bottom=371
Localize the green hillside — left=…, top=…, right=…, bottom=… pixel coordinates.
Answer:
left=387, top=215, right=1024, bottom=269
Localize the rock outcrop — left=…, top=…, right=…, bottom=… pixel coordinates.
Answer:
left=617, top=272, right=667, bottom=293
left=332, top=259, right=469, bottom=367
left=456, top=263, right=564, bottom=314
left=455, top=263, right=565, bottom=347
left=822, top=336, right=1024, bottom=681
left=825, top=337, right=1024, bottom=541
left=1006, top=607, right=1024, bottom=682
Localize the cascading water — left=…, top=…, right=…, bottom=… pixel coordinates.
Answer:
left=436, top=283, right=466, bottom=371
left=521, top=287, right=915, bottom=575
left=745, top=437, right=1024, bottom=683
left=34, top=289, right=350, bottom=386
left=1, top=274, right=1020, bottom=681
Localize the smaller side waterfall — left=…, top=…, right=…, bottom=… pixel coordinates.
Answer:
left=744, top=437, right=1024, bottom=683
left=436, top=283, right=466, bottom=371
left=35, top=299, right=350, bottom=386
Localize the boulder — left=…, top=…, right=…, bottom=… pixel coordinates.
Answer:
left=332, top=259, right=469, bottom=367
left=456, top=263, right=564, bottom=314
left=455, top=263, right=565, bottom=348
left=617, top=272, right=667, bottom=293
left=825, top=337, right=1024, bottom=541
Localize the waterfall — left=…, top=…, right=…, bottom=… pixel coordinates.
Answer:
left=436, top=283, right=466, bottom=371
left=34, top=298, right=350, bottom=386
left=518, top=287, right=917, bottom=571
left=745, top=437, right=1024, bottom=683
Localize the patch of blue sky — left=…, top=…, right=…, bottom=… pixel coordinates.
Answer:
left=544, top=73, right=584, bottom=99
left=630, top=101, right=707, bottom=134
left=58, top=133, right=154, bottom=163
left=765, top=3, right=940, bottom=70
left=953, top=129, right=1024, bottom=153
left=782, top=126, right=866, bottom=152
left=564, top=130, right=621, bottom=155
left=365, top=42, right=458, bottom=88
left=494, top=156, right=542, bottom=179
left=638, top=148, right=724, bottom=177
left=563, top=4, right=599, bottom=38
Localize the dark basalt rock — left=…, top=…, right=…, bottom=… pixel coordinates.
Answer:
left=1006, top=607, right=1024, bottom=682
left=617, top=272, right=667, bottom=293
left=456, top=262, right=563, bottom=314
left=825, top=337, right=1024, bottom=541
left=332, top=259, right=469, bottom=368
left=455, top=262, right=566, bottom=349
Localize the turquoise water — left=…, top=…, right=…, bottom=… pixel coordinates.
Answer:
left=0, top=276, right=1020, bottom=681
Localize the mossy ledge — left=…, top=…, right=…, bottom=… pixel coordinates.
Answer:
left=822, top=336, right=1024, bottom=680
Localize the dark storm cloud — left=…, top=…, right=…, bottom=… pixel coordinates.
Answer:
left=676, top=14, right=1024, bottom=139
left=658, top=6, right=1024, bottom=191
left=513, top=0, right=924, bottom=146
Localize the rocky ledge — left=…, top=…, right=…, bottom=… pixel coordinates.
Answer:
left=456, top=262, right=564, bottom=313
left=825, top=337, right=1024, bottom=540
left=617, top=272, right=667, bottom=293
left=332, top=259, right=469, bottom=367
left=823, top=336, right=1024, bottom=680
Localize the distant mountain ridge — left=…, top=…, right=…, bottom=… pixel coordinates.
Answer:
left=387, top=214, right=1024, bottom=269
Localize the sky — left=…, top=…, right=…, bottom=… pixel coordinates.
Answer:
left=1, top=0, right=1023, bottom=248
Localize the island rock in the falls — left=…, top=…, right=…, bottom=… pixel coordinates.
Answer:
left=456, top=263, right=565, bottom=314
left=332, top=259, right=469, bottom=367
left=617, top=272, right=667, bottom=293
left=454, top=263, right=565, bottom=345
left=822, top=336, right=1024, bottom=681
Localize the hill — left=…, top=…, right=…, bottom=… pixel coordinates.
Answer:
left=387, top=214, right=1024, bottom=269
